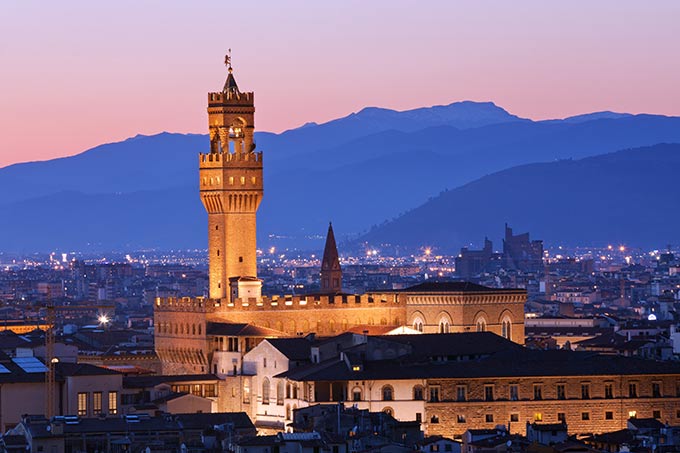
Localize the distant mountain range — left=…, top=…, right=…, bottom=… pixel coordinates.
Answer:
left=357, top=143, right=680, bottom=252
left=0, top=101, right=679, bottom=252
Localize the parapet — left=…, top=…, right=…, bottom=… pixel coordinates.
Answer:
left=208, top=91, right=254, bottom=106
left=219, top=293, right=401, bottom=311
left=155, top=296, right=219, bottom=313
left=199, top=151, right=263, bottom=168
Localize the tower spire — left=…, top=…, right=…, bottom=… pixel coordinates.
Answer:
left=223, top=49, right=240, bottom=94
left=320, top=222, right=342, bottom=294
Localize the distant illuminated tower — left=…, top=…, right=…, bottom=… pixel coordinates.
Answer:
left=200, top=52, right=263, bottom=300
left=320, top=223, right=342, bottom=293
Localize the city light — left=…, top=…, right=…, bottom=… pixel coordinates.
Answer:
left=98, top=314, right=110, bottom=325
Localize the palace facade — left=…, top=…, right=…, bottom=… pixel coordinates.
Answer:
left=153, top=57, right=526, bottom=375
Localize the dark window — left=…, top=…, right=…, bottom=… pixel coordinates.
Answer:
left=653, top=410, right=661, bottom=419
left=534, top=385, right=542, bottom=400
left=430, top=415, right=439, bottom=424
left=456, top=414, right=466, bottom=423
left=582, top=412, right=590, bottom=421
left=485, top=386, right=494, bottom=401
left=653, top=383, right=661, bottom=397
left=557, top=413, right=565, bottom=422
left=629, top=383, right=638, bottom=398
left=416, top=413, right=422, bottom=423
left=605, top=384, right=614, bottom=399
left=510, top=385, right=519, bottom=401
left=456, top=386, right=466, bottom=402
left=413, top=386, right=424, bottom=401
left=581, top=384, right=590, bottom=399
left=557, top=384, right=565, bottom=400
left=429, top=387, right=440, bottom=402
left=485, top=414, right=494, bottom=423
left=239, top=256, right=243, bottom=262
left=605, top=411, right=613, bottom=420
left=382, top=386, right=393, bottom=401
left=510, top=413, right=519, bottom=422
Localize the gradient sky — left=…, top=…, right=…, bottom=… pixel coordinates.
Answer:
left=1, top=0, right=679, bottom=168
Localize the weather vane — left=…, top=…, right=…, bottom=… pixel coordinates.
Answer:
left=225, top=48, right=232, bottom=72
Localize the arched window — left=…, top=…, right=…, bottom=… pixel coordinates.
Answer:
left=286, top=404, right=291, bottom=420
left=383, top=407, right=394, bottom=416
left=262, top=378, right=270, bottom=405
left=439, top=320, right=450, bottom=334
left=198, top=324, right=202, bottom=335
left=413, top=385, right=424, bottom=400
left=277, top=380, right=285, bottom=405
left=413, top=320, right=424, bottom=332
left=352, top=387, right=362, bottom=401
left=382, top=385, right=394, bottom=401
left=502, top=320, right=512, bottom=339
left=192, top=324, right=196, bottom=335
left=477, top=320, right=486, bottom=332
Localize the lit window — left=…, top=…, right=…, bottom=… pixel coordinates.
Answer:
left=78, top=392, right=88, bottom=416
left=240, top=176, right=245, bottom=185
left=93, top=392, right=102, bottom=415
left=534, top=412, right=543, bottom=421
left=108, top=391, right=118, bottom=415
left=628, top=410, right=637, bottom=419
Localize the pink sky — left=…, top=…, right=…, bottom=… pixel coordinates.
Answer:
left=1, top=0, right=679, bottom=168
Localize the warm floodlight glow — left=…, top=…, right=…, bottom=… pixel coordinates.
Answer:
left=98, top=314, right=110, bottom=325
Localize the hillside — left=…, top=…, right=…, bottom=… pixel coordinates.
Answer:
left=356, top=143, right=680, bottom=252
left=1, top=101, right=680, bottom=252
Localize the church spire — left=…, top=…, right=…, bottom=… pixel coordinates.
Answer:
left=320, top=222, right=342, bottom=294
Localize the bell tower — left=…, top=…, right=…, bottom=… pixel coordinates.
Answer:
left=199, top=53, right=263, bottom=300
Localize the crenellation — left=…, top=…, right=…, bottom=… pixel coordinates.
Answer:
left=208, top=90, right=254, bottom=104
left=199, top=151, right=262, bottom=166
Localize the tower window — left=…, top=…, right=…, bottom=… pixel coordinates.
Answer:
left=217, top=250, right=220, bottom=256
left=251, top=176, right=257, bottom=184
left=229, top=177, right=234, bottom=185
left=240, top=176, right=245, bottom=185
left=239, top=256, right=243, bottom=262
left=216, top=225, right=219, bottom=230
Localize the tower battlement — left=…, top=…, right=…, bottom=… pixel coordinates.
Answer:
left=155, top=296, right=217, bottom=313
left=199, top=150, right=263, bottom=167
left=208, top=91, right=254, bottom=105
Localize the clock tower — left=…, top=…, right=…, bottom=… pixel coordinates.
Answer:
left=199, top=54, right=263, bottom=301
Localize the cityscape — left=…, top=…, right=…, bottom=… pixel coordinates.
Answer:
left=2, top=2, right=680, bottom=453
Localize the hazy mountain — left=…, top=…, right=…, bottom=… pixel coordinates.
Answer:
left=355, top=143, right=680, bottom=252
left=1, top=101, right=679, bottom=252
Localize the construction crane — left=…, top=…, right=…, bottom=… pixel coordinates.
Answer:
left=44, top=304, right=115, bottom=419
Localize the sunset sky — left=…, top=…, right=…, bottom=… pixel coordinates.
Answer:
left=1, top=0, right=679, bottom=168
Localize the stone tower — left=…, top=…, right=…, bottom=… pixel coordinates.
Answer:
left=320, top=223, right=342, bottom=293
left=199, top=55, right=263, bottom=301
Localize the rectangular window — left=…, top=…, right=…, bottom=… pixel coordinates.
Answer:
left=93, top=392, right=102, bottom=415
left=456, top=386, right=466, bottom=402
left=534, top=385, right=542, bottom=400
left=353, top=390, right=362, bottom=401
left=485, top=414, right=494, bottom=423
left=652, top=383, right=661, bottom=398
left=484, top=385, right=494, bottom=401
left=629, top=383, right=638, bottom=398
left=456, top=414, right=466, bottom=423
left=510, top=413, right=519, bottom=422
left=108, top=391, right=118, bottom=415
left=534, top=413, right=542, bottom=422
left=77, top=392, right=88, bottom=416
left=429, top=386, right=440, bottom=402
left=653, top=410, right=661, bottom=419
left=557, top=413, right=565, bottom=422
left=243, top=381, right=251, bottom=404
left=605, top=411, right=613, bottom=420
left=581, top=412, right=590, bottom=421
left=581, top=384, right=590, bottom=400
left=628, top=410, right=637, bottom=419
left=416, top=413, right=422, bottom=423
left=192, top=384, right=201, bottom=396
left=510, top=385, right=518, bottom=401
left=605, top=383, right=614, bottom=399
left=204, top=384, right=217, bottom=398
left=557, top=384, right=565, bottom=400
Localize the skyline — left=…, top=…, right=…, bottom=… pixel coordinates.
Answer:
left=1, top=1, right=679, bottom=168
